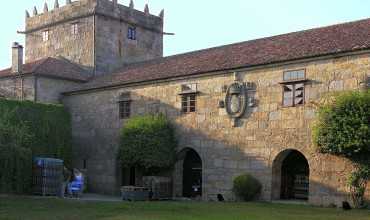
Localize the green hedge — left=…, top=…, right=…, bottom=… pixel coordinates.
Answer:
left=0, top=145, right=32, bottom=194
left=0, top=99, right=72, bottom=193
left=118, top=114, right=177, bottom=175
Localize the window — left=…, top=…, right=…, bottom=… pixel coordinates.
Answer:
left=181, top=94, right=196, bottom=113
left=127, top=27, right=136, bottom=40
left=119, top=92, right=131, bottom=119
left=71, top=23, right=79, bottom=35
left=42, top=30, right=49, bottom=42
left=83, top=159, right=87, bottom=169
left=281, top=69, right=306, bottom=107
left=283, top=69, right=305, bottom=81
left=119, top=101, right=131, bottom=119
left=283, top=83, right=305, bottom=107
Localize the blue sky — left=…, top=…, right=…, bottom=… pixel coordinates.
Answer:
left=0, top=0, right=369, bottom=69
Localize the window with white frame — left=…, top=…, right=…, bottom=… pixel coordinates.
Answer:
left=71, top=23, right=79, bottom=36
left=42, top=30, right=49, bottom=42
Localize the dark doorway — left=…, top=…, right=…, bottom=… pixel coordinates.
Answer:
left=280, top=150, right=309, bottom=200
left=121, top=166, right=136, bottom=186
left=182, top=149, right=202, bottom=198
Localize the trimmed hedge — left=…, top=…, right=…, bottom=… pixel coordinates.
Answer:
left=118, top=114, right=177, bottom=175
left=0, top=99, right=72, bottom=193
left=0, top=145, right=32, bottom=194
left=233, top=174, right=262, bottom=201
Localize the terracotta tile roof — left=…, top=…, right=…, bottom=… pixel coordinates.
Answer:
left=67, top=18, right=370, bottom=93
left=0, top=57, right=91, bottom=82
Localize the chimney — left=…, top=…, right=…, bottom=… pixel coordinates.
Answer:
left=12, top=42, right=23, bottom=74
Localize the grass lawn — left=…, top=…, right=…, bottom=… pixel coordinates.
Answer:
left=0, top=196, right=369, bottom=220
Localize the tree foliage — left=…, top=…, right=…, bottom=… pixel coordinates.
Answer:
left=313, top=90, right=370, bottom=158
left=312, top=90, right=370, bottom=207
left=118, top=114, right=177, bottom=175
left=0, top=99, right=72, bottom=194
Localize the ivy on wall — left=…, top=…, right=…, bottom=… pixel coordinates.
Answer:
left=0, top=99, right=72, bottom=194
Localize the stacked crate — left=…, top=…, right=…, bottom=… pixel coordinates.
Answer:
left=33, top=158, right=63, bottom=196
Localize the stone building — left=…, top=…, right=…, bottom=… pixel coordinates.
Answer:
left=0, top=0, right=369, bottom=206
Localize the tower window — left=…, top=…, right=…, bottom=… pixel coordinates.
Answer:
left=127, top=27, right=137, bottom=40
left=71, top=23, right=79, bottom=36
left=42, top=30, right=49, bottom=42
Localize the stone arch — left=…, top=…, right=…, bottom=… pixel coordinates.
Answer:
left=174, top=147, right=203, bottom=198
left=271, top=149, right=310, bottom=200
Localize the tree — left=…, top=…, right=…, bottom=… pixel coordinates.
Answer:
left=118, top=114, right=177, bottom=175
left=313, top=90, right=370, bottom=207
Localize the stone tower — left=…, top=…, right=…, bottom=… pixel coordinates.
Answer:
left=24, top=0, right=164, bottom=75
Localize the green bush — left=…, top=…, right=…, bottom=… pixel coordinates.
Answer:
left=312, top=90, right=370, bottom=207
left=233, top=174, right=262, bottom=201
left=118, top=114, right=177, bottom=175
left=313, top=90, right=370, bottom=158
left=0, top=99, right=72, bottom=193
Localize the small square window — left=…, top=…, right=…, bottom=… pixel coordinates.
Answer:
left=181, top=94, right=196, bottom=113
left=42, top=30, right=49, bottom=42
left=71, top=23, right=79, bottom=35
left=127, top=27, right=136, bottom=40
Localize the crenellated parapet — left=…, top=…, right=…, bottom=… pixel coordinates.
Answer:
left=23, top=0, right=165, bottom=75
left=25, top=0, right=164, bottom=34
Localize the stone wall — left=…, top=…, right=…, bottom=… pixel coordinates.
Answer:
left=36, top=77, right=82, bottom=103
left=63, top=52, right=370, bottom=206
left=94, top=0, right=163, bottom=74
left=0, top=76, right=35, bottom=101
left=25, top=0, right=163, bottom=75
left=25, top=0, right=96, bottom=71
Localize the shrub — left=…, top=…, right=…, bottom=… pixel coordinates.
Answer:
left=0, top=99, right=72, bottom=193
left=312, top=90, right=370, bottom=207
left=118, top=114, right=177, bottom=175
left=313, top=90, right=370, bottom=158
left=233, top=174, right=262, bottom=201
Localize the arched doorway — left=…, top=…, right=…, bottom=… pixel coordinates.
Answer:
left=272, top=149, right=309, bottom=200
left=182, top=149, right=202, bottom=198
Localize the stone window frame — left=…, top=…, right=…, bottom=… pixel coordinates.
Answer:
left=280, top=69, right=308, bottom=107
left=71, top=22, right=79, bottom=36
left=181, top=93, right=196, bottom=113
left=127, top=26, right=137, bottom=41
left=42, top=30, right=49, bottom=42
left=118, top=92, right=131, bottom=119
left=179, top=83, right=198, bottom=114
